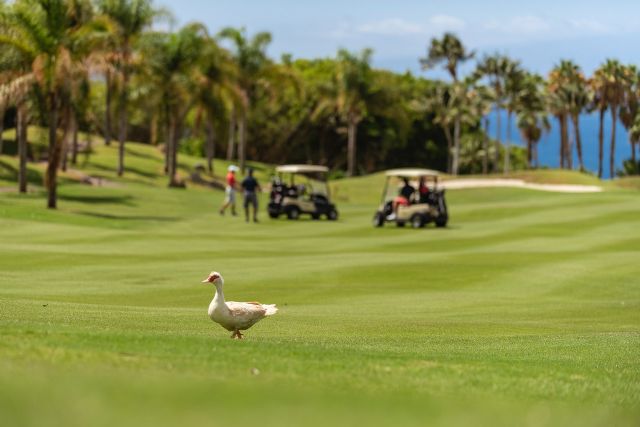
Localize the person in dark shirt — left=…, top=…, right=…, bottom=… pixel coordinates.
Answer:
left=390, top=178, right=415, bottom=220
left=241, top=168, right=262, bottom=223
left=400, top=178, right=415, bottom=201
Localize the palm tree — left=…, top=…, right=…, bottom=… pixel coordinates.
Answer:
left=548, top=61, right=589, bottom=171
left=590, top=70, right=609, bottom=178
left=420, top=82, right=454, bottom=173
left=0, top=0, right=99, bottom=208
left=503, top=60, right=524, bottom=174
left=620, top=65, right=639, bottom=170
left=515, top=73, right=549, bottom=168
left=218, top=27, right=272, bottom=173
left=192, top=37, right=239, bottom=174
left=475, top=54, right=511, bottom=172
left=421, top=33, right=474, bottom=173
left=593, top=59, right=629, bottom=178
left=547, top=66, right=571, bottom=169
left=335, top=48, right=374, bottom=176
left=561, top=61, right=589, bottom=171
left=0, top=9, right=32, bottom=191
left=97, top=0, right=159, bottom=177
left=140, top=24, right=206, bottom=187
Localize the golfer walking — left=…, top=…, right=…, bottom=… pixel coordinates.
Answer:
left=219, top=165, right=239, bottom=216
left=241, top=168, right=262, bottom=223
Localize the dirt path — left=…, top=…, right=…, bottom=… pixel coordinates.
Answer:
left=441, top=178, right=603, bottom=193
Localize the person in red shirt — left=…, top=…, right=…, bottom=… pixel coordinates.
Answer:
left=219, top=165, right=238, bottom=216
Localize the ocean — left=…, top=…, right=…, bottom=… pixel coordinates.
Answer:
left=487, top=110, right=634, bottom=179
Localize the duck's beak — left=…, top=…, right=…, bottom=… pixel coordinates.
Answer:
left=201, top=277, right=211, bottom=283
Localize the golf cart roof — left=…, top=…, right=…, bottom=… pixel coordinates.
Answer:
left=276, top=164, right=329, bottom=174
left=385, top=168, right=440, bottom=178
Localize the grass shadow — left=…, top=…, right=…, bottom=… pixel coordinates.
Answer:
left=59, top=194, right=136, bottom=206
left=88, top=162, right=159, bottom=179
left=75, top=211, right=179, bottom=222
left=0, top=159, right=43, bottom=184
left=124, top=147, right=159, bottom=160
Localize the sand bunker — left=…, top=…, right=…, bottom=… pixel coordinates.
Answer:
left=441, top=178, right=603, bottom=193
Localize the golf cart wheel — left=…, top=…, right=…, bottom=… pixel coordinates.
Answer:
left=411, top=214, right=425, bottom=229
left=311, top=213, right=321, bottom=220
left=327, top=209, right=338, bottom=221
left=286, top=207, right=300, bottom=220
left=435, top=215, right=448, bottom=228
left=373, top=213, right=385, bottom=227
left=396, top=221, right=406, bottom=227
left=268, top=212, right=279, bottom=219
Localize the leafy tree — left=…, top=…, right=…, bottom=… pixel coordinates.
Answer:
left=97, top=0, right=160, bottom=176
left=218, top=27, right=273, bottom=173
left=593, top=59, right=630, bottom=178
left=0, top=0, right=99, bottom=208
left=140, top=23, right=206, bottom=186
left=515, top=72, right=549, bottom=167
left=620, top=65, right=639, bottom=170
left=421, top=33, right=474, bottom=175
left=475, top=53, right=511, bottom=171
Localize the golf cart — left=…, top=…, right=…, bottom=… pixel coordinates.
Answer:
left=373, top=168, right=448, bottom=228
left=268, top=164, right=339, bottom=220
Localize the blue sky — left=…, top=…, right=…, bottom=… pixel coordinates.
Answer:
left=158, top=0, right=640, bottom=76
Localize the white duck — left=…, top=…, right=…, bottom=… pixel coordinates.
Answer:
left=202, top=271, right=278, bottom=339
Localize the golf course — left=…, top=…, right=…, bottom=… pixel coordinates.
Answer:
left=1, top=141, right=639, bottom=427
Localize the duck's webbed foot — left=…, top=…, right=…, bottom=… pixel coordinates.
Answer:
left=231, top=330, right=244, bottom=339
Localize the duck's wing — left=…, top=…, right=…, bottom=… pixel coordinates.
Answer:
left=226, top=301, right=268, bottom=322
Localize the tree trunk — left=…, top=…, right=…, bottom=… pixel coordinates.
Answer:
left=61, top=118, right=70, bottom=172
left=46, top=95, right=60, bottom=209
left=452, top=116, right=460, bottom=176
left=71, top=114, right=78, bottom=166
left=598, top=108, right=605, bottom=178
left=558, top=115, right=567, bottom=169
left=526, top=139, right=532, bottom=169
left=610, top=106, right=617, bottom=178
left=163, top=105, right=170, bottom=174
left=494, top=104, right=501, bottom=173
left=17, top=103, right=28, bottom=193
left=571, top=113, right=584, bottom=171
left=117, top=54, right=129, bottom=177
left=226, top=109, right=235, bottom=161
left=238, top=114, right=247, bottom=173
left=105, top=69, right=112, bottom=146
left=504, top=110, right=511, bottom=174
left=347, top=116, right=357, bottom=177
left=567, top=135, right=573, bottom=170
left=170, top=119, right=182, bottom=187
left=167, top=114, right=176, bottom=185
left=83, top=127, right=92, bottom=166
left=443, top=126, right=453, bottom=174
left=150, top=112, right=158, bottom=146
left=482, top=117, right=489, bottom=174
left=206, top=116, right=216, bottom=174
left=0, top=106, right=5, bottom=155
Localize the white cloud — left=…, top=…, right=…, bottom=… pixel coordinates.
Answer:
left=338, top=15, right=466, bottom=38
left=484, top=15, right=551, bottom=35
left=567, top=19, right=611, bottom=34
left=428, top=14, right=466, bottom=32
left=356, top=18, right=424, bottom=36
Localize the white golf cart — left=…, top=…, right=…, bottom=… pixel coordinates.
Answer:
left=268, top=165, right=339, bottom=220
left=373, top=168, right=448, bottom=228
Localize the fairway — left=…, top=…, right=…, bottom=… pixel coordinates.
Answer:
left=0, top=144, right=639, bottom=426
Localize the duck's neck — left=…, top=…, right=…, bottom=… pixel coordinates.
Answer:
left=213, top=282, right=225, bottom=304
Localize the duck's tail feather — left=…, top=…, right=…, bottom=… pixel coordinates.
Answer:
left=263, top=304, right=278, bottom=316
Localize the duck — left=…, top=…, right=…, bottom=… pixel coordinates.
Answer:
left=202, top=271, right=278, bottom=339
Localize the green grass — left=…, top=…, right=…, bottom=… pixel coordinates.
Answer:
left=0, top=139, right=639, bottom=427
